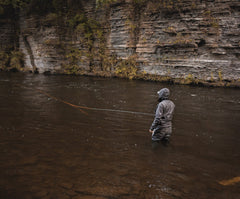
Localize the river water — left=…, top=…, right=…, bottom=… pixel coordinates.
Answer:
left=0, top=73, right=239, bottom=199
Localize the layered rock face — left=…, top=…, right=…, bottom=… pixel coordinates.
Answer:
left=0, top=20, right=16, bottom=51
left=1, top=0, right=239, bottom=83
left=108, top=0, right=240, bottom=81
left=19, top=15, right=63, bottom=73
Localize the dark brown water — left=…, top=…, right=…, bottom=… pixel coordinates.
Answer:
left=0, top=73, right=240, bottom=199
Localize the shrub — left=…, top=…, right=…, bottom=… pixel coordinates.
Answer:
left=9, top=51, right=25, bottom=71
left=115, top=55, right=138, bottom=80
left=0, top=51, right=9, bottom=70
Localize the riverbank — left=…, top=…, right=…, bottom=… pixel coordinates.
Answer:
left=56, top=70, right=240, bottom=88
left=99, top=72, right=240, bottom=88
left=1, top=70, right=240, bottom=88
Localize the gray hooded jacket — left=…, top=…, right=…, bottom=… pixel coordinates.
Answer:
left=150, top=88, right=175, bottom=141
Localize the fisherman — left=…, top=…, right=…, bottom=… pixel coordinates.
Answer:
left=149, top=88, right=175, bottom=147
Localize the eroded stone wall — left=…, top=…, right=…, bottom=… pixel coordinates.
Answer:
left=2, top=0, right=239, bottom=84
left=108, top=0, right=240, bottom=81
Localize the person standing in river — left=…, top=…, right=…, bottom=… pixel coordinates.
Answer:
left=149, top=88, right=175, bottom=147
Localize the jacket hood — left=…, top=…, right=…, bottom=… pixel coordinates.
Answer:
left=157, top=88, right=170, bottom=100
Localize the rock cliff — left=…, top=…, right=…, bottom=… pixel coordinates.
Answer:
left=0, top=0, right=239, bottom=86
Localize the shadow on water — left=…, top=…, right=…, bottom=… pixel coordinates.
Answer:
left=0, top=73, right=239, bottom=199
